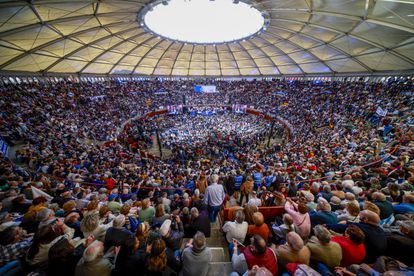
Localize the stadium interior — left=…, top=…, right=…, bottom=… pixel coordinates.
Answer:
left=0, top=1, right=413, bottom=276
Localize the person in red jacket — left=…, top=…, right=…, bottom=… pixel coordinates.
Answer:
left=331, top=224, right=366, bottom=267
left=231, top=234, right=278, bottom=275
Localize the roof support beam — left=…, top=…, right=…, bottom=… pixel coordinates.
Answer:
left=0, top=23, right=139, bottom=70
left=131, top=38, right=166, bottom=75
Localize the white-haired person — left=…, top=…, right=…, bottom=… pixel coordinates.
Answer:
left=75, top=240, right=114, bottom=276
left=204, top=174, right=225, bottom=222
left=104, top=214, right=133, bottom=249
left=309, top=197, right=338, bottom=228
left=307, top=225, right=342, bottom=270
left=276, top=231, right=310, bottom=267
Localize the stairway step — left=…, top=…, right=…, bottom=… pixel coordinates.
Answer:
left=209, top=247, right=225, bottom=262
left=206, top=237, right=228, bottom=248
left=210, top=228, right=222, bottom=238
left=207, top=262, right=233, bottom=276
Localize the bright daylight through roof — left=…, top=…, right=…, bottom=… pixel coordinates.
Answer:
left=143, top=0, right=265, bottom=44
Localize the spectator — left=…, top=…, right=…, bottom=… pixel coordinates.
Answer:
left=327, top=210, right=387, bottom=263
left=247, top=212, right=270, bottom=242
left=204, top=174, right=225, bottom=222
left=186, top=207, right=210, bottom=238
left=104, top=214, right=133, bottom=248
left=139, top=198, right=156, bottom=224
left=239, top=176, right=254, bottom=205
left=307, top=225, right=342, bottom=269
left=309, top=198, right=338, bottom=227
left=75, top=240, right=114, bottom=276
left=247, top=191, right=261, bottom=207
left=160, top=218, right=184, bottom=252
left=393, top=194, right=414, bottom=214
left=331, top=224, right=366, bottom=267
left=0, top=226, right=32, bottom=267
left=284, top=198, right=311, bottom=239
left=231, top=234, right=278, bottom=275
left=27, top=218, right=74, bottom=268
left=222, top=210, right=248, bottom=244
left=385, top=220, right=414, bottom=265
left=276, top=232, right=310, bottom=266
left=180, top=231, right=212, bottom=276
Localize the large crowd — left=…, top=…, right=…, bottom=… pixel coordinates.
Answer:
left=0, top=77, right=413, bottom=276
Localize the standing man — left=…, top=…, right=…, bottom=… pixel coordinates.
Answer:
left=204, top=174, right=225, bottom=223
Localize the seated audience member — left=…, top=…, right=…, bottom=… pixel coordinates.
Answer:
left=276, top=232, right=310, bottom=266
left=139, top=198, right=156, bottom=224
left=309, top=198, right=338, bottom=227
left=227, top=191, right=241, bottom=208
left=243, top=204, right=258, bottom=225
left=75, top=240, right=114, bottom=276
left=186, top=207, right=210, bottom=238
left=302, top=192, right=317, bottom=212
left=319, top=185, right=333, bottom=202
left=247, top=191, right=261, bottom=207
left=231, top=234, right=278, bottom=276
left=152, top=204, right=171, bottom=227
left=180, top=231, right=212, bottom=276
left=160, top=217, right=184, bottom=252
left=371, top=192, right=394, bottom=220
left=329, top=196, right=342, bottom=212
left=393, top=194, right=414, bottom=214
left=222, top=210, right=248, bottom=244
left=284, top=198, right=311, bottom=239
left=135, top=221, right=159, bottom=251
left=104, top=214, right=133, bottom=248
left=48, top=236, right=86, bottom=276
left=107, top=195, right=122, bottom=214
left=27, top=218, right=74, bottom=268
left=119, top=204, right=138, bottom=233
left=81, top=212, right=112, bottom=242
left=247, top=212, right=270, bottom=242
left=146, top=238, right=178, bottom=276
left=272, top=213, right=296, bottom=243
left=385, top=220, right=414, bottom=265
left=327, top=210, right=387, bottom=263
left=113, top=237, right=147, bottom=276
left=331, top=224, right=366, bottom=267
left=336, top=201, right=360, bottom=223
left=307, top=225, right=342, bottom=269
left=0, top=226, right=32, bottom=267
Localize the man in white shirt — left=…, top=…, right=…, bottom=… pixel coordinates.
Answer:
left=204, top=174, right=225, bottom=222
left=247, top=191, right=261, bottom=207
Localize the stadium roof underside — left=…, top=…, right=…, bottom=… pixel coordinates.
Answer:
left=0, top=0, right=413, bottom=77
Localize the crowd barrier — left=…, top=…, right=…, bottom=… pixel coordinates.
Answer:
left=220, top=206, right=285, bottom=224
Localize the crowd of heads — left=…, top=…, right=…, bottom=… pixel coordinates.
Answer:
left=0, top=77, right=413, bottom=276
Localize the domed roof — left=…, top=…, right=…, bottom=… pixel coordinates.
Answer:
left=0, top=0, right=413, bottom=76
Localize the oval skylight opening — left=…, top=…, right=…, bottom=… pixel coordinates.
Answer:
left=142, top=0, right=265, bottom=44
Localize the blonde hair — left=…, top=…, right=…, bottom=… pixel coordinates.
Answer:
left=252, top=212, right=264, bottom=227
left=363, top=201, right=380, bottom=216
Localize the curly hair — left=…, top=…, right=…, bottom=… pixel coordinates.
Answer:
left=80, top=213, right=100, bottom=233
left=346, top=224, right=365, bottom=244
left=147, top=238, right=167, bottom=272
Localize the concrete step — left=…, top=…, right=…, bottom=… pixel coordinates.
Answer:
left=207, top=262, right=233, bottom=276
left=209, top=247, right=225, bottom=262
left=205, top=237, right=228, bottom=248
left=210, top=228, right=222, bottom=238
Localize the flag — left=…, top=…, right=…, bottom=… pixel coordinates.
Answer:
left=31, top=186, right=53, bottom=201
